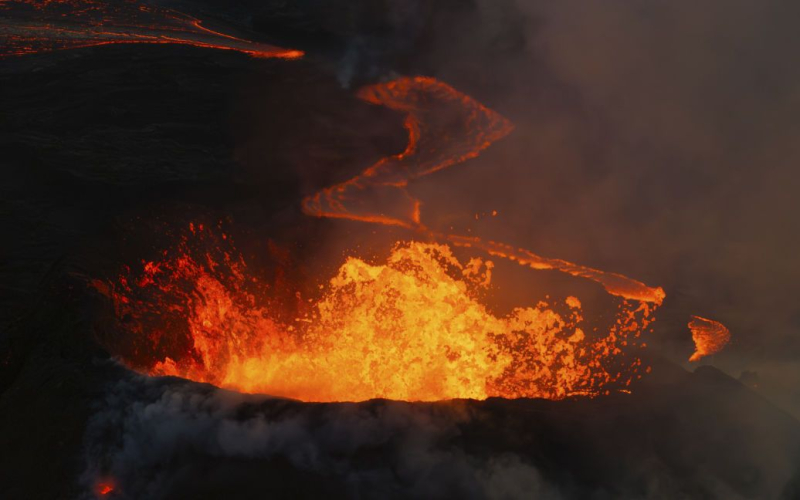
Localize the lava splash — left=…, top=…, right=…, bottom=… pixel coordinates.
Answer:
left=95, top=227, right=652, bottom=402
left=688, top=316, right=731, bottom=362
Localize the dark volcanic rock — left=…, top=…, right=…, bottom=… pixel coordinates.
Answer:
left=34, top=351, right=800, bottom=499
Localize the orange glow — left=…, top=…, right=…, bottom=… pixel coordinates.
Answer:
left=93, top=75, right=728, bottom=400
left=95, top=479, right=114, bottom=496
left=300, top=76, right=729, bottom=374
left=302, top=76, right=514, bottom=229
left=1, top=0, right=303, bottom=59
left=444, top=235, right=665, bottom=305
left=688, top=316, right=731, bottom=362
left=98, top=229, right=653, bottom=401
left=302, top=77, right=665, bottom=304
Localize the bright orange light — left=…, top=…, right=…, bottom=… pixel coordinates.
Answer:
left=95, top=480, right=114, bottom=496
left=688, top=316, right=731, bottom=362
left=97, top=232, right=653, bottom=402
left=301, top=77, right=665, bottom=305
left=91, top=76, right=728, bottom=400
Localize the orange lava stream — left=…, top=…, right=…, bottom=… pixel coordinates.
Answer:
left=98, top=228, right=653, bottom=402
left=444, top=235, right=665, bottom=305
left=1, top=0, right=303, bottom=59
left=688, top=316, right=731, bottom=362
left=303, top=77, right=514, bottom=229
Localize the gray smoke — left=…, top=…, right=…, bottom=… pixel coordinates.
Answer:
left=80, top=374, right=560, bottom=499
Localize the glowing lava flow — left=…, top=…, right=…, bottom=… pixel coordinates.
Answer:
left=97, top=76, right=728, bottom=400
left=688, top=316, right=731, bottom=362
left=98, top=227, right=652, bottom=401
left=302, top=77, right=665, bottom=305
left=303, top=77, right=514, bottom=229
left=1, top=0, right=302, bottom=59
left=302, top=76, right=731, bottom=362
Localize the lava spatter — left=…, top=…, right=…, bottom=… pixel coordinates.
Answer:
left=688, top=316, right=731, bottom=362
left=97, top=228, right=652, bottom=402
left=98, top=76, right=729, bottom=400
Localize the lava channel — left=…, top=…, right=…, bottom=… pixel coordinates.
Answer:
left=1, top=0, right=302, bottom=59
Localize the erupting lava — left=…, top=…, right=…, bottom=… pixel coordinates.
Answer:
left=1, top=0, right=302, bottom=59
left=97, top=227, right=652, bottom=401
left=94, top=76, right=728, bottom=400
left=688, top=316, right=731, bottom=362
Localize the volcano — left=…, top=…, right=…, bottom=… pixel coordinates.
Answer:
left=2, top=1, right=800, bottom=499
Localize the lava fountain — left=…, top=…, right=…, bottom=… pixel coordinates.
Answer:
left=95, top=226, right=652, bottom=402
left=94, top=76, right=729, bottom=402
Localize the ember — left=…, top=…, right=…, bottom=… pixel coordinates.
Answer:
left=303, top=77, right=666, bottom=304
left=94, top=480, right=114, bottom=496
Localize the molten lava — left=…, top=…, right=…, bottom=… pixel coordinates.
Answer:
left=1, top=0, right=302, bottom=59
left=302, top=77, right=665, bottom=305
left=94, top=75, right=728, bottom=400
left=97, top=227, right=652, bottom=401
left=688, top=316, right=731, bottom=362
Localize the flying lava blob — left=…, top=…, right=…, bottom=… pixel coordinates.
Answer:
left=688, top=316, right=731, bottom=362
left=1, top=0, right=302, bottom=59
